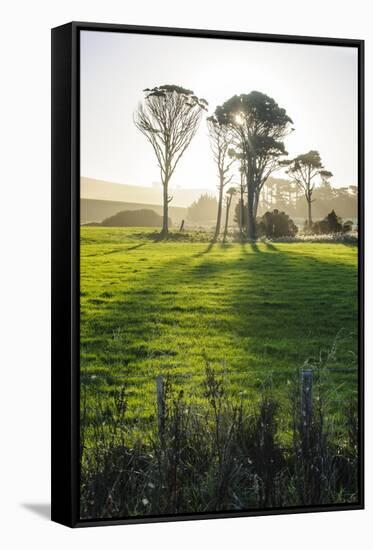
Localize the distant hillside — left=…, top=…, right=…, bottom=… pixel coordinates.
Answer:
left=81, top=198, right=187, bottom=225
left=101, top=209, right=170, bottom=228
left=81, top=177, right=215, bottom=208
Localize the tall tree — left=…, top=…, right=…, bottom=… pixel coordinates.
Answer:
left=134, top=85, right=208, bottom=236
left=215, top=91, right=293, bottom=239
left=207, top=116, right=236, bottom=240
left=281, top=150, right=333, bottom=230
left=223, top=187, right=237, bottom=241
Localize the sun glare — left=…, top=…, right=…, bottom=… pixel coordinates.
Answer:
left=235, top=112, right=244, bottom=125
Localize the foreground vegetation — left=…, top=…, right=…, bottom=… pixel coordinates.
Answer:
left=80, top=226, right=358, bottom=518
left=81, top=362, right=359, bottom=519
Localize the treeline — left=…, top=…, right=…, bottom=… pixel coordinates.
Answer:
left=186, top=180, right=357, bottom=226
left=257, top=178, right=357, bottom=220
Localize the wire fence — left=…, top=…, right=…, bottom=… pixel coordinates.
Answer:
left=80, top=364, right=359, bottom=435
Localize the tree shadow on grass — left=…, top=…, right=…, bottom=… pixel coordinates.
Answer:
left=101, top=243, right=147, bottom=255
left=250, top=242, right=263, bottom=253
left=264, top=242, right=278, bottom=251
left=80, top=236, right=358, bottom=429
left=219, top=242, right=235, bottom=250
left=239, top=241, right=278, bottom=254
left=195, top=239, right=236, bottom=257
left=240, top=242, right=264, bottom=255
left=126, top=243, right=147, bottom=251
left=194, top=240, right=216, bottom=257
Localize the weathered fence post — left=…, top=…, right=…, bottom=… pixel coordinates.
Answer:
left=301, top=368, right=313, bottom=450
left=156, top=375, right=165, bottom=439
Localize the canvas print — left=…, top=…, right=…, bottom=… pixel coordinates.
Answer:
left=79, top=30, right=360, bottom=521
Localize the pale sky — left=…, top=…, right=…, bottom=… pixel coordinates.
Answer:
left=80, top=30, right=358, bottom=194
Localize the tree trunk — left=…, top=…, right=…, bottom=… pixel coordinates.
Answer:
left=223, top=197, right=231, bottom=241
left=239, top=188, right=244, bottom=239
left=239, top=170, right=245, bottom=240
left=214, top=181, right=224, bottom=241
left=307, top=192, right=312, bottom=232
left=253, top=190, right=259, bottom=219
left=161, top=178, right=169, bottom=237
left=246, top=184, right=256, bottom=240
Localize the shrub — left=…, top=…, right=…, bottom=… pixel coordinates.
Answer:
left=312, top=210, right=352, bottom=235
left=257, top=209, right=298, bottom=238
left=342, top=220, right=354, bottom=233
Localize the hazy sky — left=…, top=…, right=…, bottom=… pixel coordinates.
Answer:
left=81, top=30, right=358, bottom=194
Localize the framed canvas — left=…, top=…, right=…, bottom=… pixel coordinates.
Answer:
left=51, top=22, right=364, bottom=527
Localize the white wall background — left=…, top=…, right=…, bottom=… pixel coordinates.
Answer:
left=0, top=1, right=371, bottom=548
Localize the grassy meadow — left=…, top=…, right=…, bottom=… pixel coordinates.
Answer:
left=80, top=227, right=359, bottom=518
left=80, top=227, right=358, bottom=436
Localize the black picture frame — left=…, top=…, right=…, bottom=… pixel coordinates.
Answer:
left=51, top=21, right=365, bottom=528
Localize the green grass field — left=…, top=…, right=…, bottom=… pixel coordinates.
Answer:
left=80, top=227, right=358, bottom=432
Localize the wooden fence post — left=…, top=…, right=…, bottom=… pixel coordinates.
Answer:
left=156, top=375, right=165, bottom=439
left=301, top=368, right=313, bottom=450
